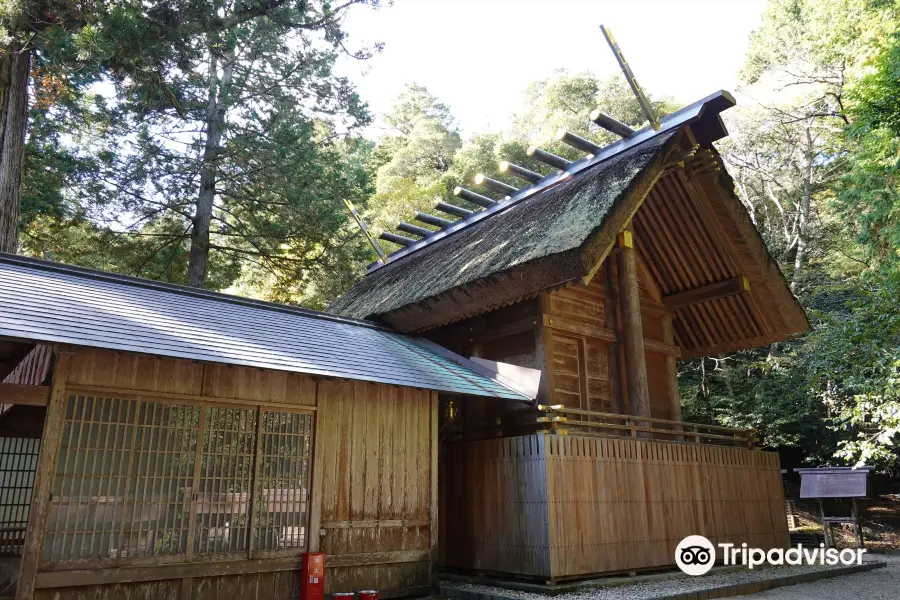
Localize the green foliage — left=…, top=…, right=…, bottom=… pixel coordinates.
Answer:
left=696, top=0, right=900, bottom=469
left=807, top=270, right=900, bottom=466
left=742, top=0, right=895, bottom=84
left=832, top=12, right=900, bottom=265
left=366, top=84, right=462, bottom=236
left=833, top=128, right=900, bottom=262
left=21, top=0, right=380, bottom=301
left=849, top=28, right=900, bottom=136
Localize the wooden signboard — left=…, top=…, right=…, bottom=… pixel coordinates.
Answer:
left=796, top=467, right=871, bottom=499
left=794, top=467, right=873, bottom=549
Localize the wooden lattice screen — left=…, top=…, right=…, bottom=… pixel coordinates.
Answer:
left=43, top=395, right=313, bottom=567
left=0, top=437, right=40, bottom=555
left=256, top=411, right=313, bottom=553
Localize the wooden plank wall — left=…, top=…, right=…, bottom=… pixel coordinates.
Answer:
left=543, top=266, right=674, bottom=418
left=316, top=380, right=436, bottom=597
left=441, top=433, right=787, bottom=580
left=545, top=434, right=787, bottom=578
left=440, top=436, right=551, bottom=577
left=28, top=348, right=438, bottom=600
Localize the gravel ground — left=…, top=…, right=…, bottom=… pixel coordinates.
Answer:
left=742, top=552, right=900, bottom=599
left=440, top=554, right=894, bottom=600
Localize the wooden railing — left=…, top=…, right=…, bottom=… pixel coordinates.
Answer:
left=536, top=405, right=757, bottom=448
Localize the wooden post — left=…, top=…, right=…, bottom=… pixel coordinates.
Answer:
left=820, top=499, right=830, bottom=549
left=576, top=339, right=589, bottom=411
left=535, top=291, right=556, bottom=404
left=306, top=382, right=326, bottom=553
left=852, top=499, right=864, bottom=549
left=661, top=314, right=683, bottom=439
left=429, top=393, right=439, bottom=590
left=616, top=226, right=651, bottom=425
left=247, top=405, right=264, bottom=559
left=604, top=259, right=624, bottom=415
left=17, top=350, right=72, bottom=600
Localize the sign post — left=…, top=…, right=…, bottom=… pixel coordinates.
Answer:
left=795, top=467, right=873, bottom=549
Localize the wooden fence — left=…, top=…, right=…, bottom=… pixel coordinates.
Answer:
left=537, top=405, right=756, bottom=447
left=440, top=433, right=788, bottom=580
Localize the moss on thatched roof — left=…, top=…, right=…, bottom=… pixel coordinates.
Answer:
left=328, top=132, right=678, bottom=330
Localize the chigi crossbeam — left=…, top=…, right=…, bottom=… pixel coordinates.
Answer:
left=367, top=89, right=735, bottom=273
left=369, top=24, right=736, bottom=271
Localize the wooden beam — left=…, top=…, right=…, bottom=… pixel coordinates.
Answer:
left=642, top=338, right=681, bottom=358
left=541, top=314, right=617, bottom=343
left=634, top=250, right=662, bottom=302
left=321, top=519, right=430, bottom=529
left=34, top=551, right=431, bottom=589
left=540, top=314, right=678, bottom=356
left=0, top=383, right=50, bottom=406
left=617, top=225, right=651, bottom=421
left=17, top=351, right=71, bottom=600
left=247, top=405, right=264, bottom=559
left=65, top=384, right=316, bottom=413
left=662, top=276, right=750, bottom=310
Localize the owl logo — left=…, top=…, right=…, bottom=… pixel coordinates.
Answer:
left=675, top=535, right=716, bottom=575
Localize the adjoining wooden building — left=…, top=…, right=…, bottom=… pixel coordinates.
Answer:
left=0, top=255, right=531, bottom=600
left=330, top=91, right=809, bottom=581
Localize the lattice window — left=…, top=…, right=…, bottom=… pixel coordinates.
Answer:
left=45, top=396, right=200, bottom=564
left=0, top=437, right=40, bottom=555
left=194, top=407, right=256, bottom=556
left=255, top=411, right=313, bottom=552
left=43, top=394, right=312, bottom=566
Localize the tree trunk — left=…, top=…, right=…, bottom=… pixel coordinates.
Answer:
left=791, top=124, right=814, bottom=293
left=187, top=50, right=233, bottom=287
left=0, top=44, right=31, bottom=254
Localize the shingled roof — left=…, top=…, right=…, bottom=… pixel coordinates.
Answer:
left=0, top=254, right=532, bottom=400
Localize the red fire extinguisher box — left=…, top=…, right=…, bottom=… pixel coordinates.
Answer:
left=300, top=553, right=326, bottom=600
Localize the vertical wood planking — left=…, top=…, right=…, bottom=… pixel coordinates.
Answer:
left=441, top=433, right=787, bottom=580
left=440, top=434, right=552, bottom=577
left=317, top=380, right=434, bottom=594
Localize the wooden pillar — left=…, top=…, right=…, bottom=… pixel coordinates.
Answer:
left=17, top=349, right=72, bottom=600
left=616, top=227, right=651, bottom=422
left=307, top=382, right=326, bottom=552
left=429, top=392, right=439, bottom=589
left=535, top=291, right=556, bottom=404
left=604, top=259, right=624, bottom=415
left=661, top=314, right=683, bottom=422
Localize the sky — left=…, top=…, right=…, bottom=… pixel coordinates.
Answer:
left=337, top=0, right=768, bottom=138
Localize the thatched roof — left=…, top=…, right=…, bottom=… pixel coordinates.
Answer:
left=329, top=92, right=809, bottom=355
left=330, top=132, right=676, bottom=329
